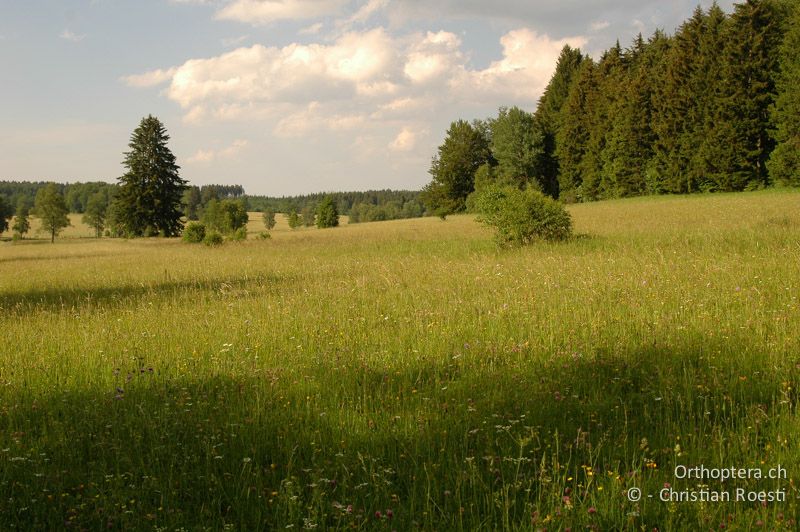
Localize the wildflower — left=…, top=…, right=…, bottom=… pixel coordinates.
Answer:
left=588, top=507, right=597, bottom=515
left=374, top=510, right=382, bottom=519
left=385, top=509, right=393, bottom=519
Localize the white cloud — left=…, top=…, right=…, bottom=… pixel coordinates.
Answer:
left=122, top=67, right=178, bottom=88
left=59, top=29, right=86, bottom=42
left=453, top=29, right=586, bottom=103
left=127, top=26, right=585, bottom=162
left=337, top=0, right=389, bottom=30
left=221, top=34, right=250, bottom=47
left=187, top=139, right=250, bottom=163
left=216, top=0, right=348, bottom=25
left=389, top=126, right=417, bottom=152
left=274, top=101, right=366, bottom=137
left=403, top=31, right=463, bottom=85
left=590, top=20, right=611, bottom=31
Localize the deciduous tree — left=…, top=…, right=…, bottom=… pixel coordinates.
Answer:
left=34, top=183, right=70, bottom=243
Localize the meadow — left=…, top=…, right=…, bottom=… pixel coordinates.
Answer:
left=1, top=190, right=799, bottom=530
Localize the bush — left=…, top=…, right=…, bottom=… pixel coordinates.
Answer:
left=229, top=226, right=247, bottom=241
left=316, top=196, right=339, bottom=228
left=469, top=184, right=572, bottom=245
left=203, top=230, right=224, bottom=247
left=201, top=199, right=248, bottom=234
left=182, top=222, right=206, bottom=243
left=257, top=231, right=271, bottom=240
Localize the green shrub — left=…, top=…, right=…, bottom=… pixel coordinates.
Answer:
left=257, top=231, right=271, bottom=240
left=229, top=226, right=247, bottom=241
left=469, top=184, right=572, bottom=245
left=182, top=222, right=206, bottom=243
left=315, top=196, right=339, bottom=228
left=203, top=230, right=224, bottom=247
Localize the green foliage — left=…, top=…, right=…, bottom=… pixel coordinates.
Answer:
left=421, top=120, right=491, bottom=215
left=470, top=184, right=572, bottom=245
left=11, top=198, right=30, bottom=238
left=301, top=205, right=316, bottom=227
left=201, top=199, right=248, bottom=234
left=182, top=222, right=206, bottom=243
left=262, top=209, right=276, bottom=230
left=489, top=106, right=545, bottom=192
left=34, top=183, right=70, bottom=243
left=769, top=3, right=800, bottom=185
left=257, top=231, right=271, bottom=240
left=534, top=45, right=586, bottom=198
left=348, top=199, right=424, bottom=223
left=0, top=195, right=12, bottom=235
left=315, top=196, right=339, bottom=228
left=115, top=115, right=187, bottom=237
left=555, top=60, right=596, bottom=201
left=82, top=192, right=108, bottom=238
left=203, top=230, right=224, bottom=247
left=183, top=186, right=202, bottom=221
left=286, top=209, right=301, bottom=229
left=229, top=226, right=248, bottom=241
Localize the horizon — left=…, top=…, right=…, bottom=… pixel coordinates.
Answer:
left=1, top=0, right=734, bottom=196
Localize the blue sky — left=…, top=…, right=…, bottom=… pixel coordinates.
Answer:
left=1, top=0, right=735, bottom=195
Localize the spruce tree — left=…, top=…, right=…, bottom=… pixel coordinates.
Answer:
left=115, top=115, right=187, bottom=236
left=768, top=2, right=800, bottom=185
left=714, top=0, right=784, bottom=189
left=533, top=45, right=585, bottom=198
left=555, top=59, right=596, bottom=201
left=601, top=34, right=656, bottom=197
left=584, top=42, right=625, bottom=199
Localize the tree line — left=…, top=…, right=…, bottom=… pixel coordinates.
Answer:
left=422, top=0, right=800, bottom=215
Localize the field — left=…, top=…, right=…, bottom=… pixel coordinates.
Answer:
left=1, top=190, right=799, bottom=530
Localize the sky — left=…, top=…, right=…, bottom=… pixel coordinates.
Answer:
left=0, top=0, right=736, bottom=196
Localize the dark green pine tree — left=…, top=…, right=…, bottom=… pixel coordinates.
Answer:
left=421, top=119, right=491, bottom=216
left=555, top=59, right=596, bottom=201
left=115, top=115, right=187, bottom=236
left=692, top=3, right=731, bottom=191
left=713, top=0, right=785, bottom=190
left=651, top=7, right=707, bottom=193
left=584, top=42, right=625, bottom=200
left=533, top=45, right=585, bottom=198
left=601, top=33, right=658, bottom=197
left=768, top=2, right=800, bottom=185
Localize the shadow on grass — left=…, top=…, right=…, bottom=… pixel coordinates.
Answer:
left=0, top=342, right=797, bottom=530
left=0, top=272, right=290, bottom=315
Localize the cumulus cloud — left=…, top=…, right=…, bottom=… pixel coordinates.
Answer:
left=122, top=67, right=178, bottom=88
left=126, top=24, right=584, bottom=171
left=216, top=0, right=348, bottom=24
left=130, top=25, right=579, bottom=115
left=187, top=139, right=250, bottom=163
left=389, top=126, right=417, bottom=152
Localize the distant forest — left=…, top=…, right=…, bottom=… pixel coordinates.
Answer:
left=0, top=180, right=424, bottom=223
left=422, top=0, right=800, bottom=214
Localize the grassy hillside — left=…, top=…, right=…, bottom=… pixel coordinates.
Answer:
left=1, top=190, right=799, bottom=529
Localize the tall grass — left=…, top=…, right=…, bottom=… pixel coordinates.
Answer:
left=1, top=190, right=798, bottom=529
